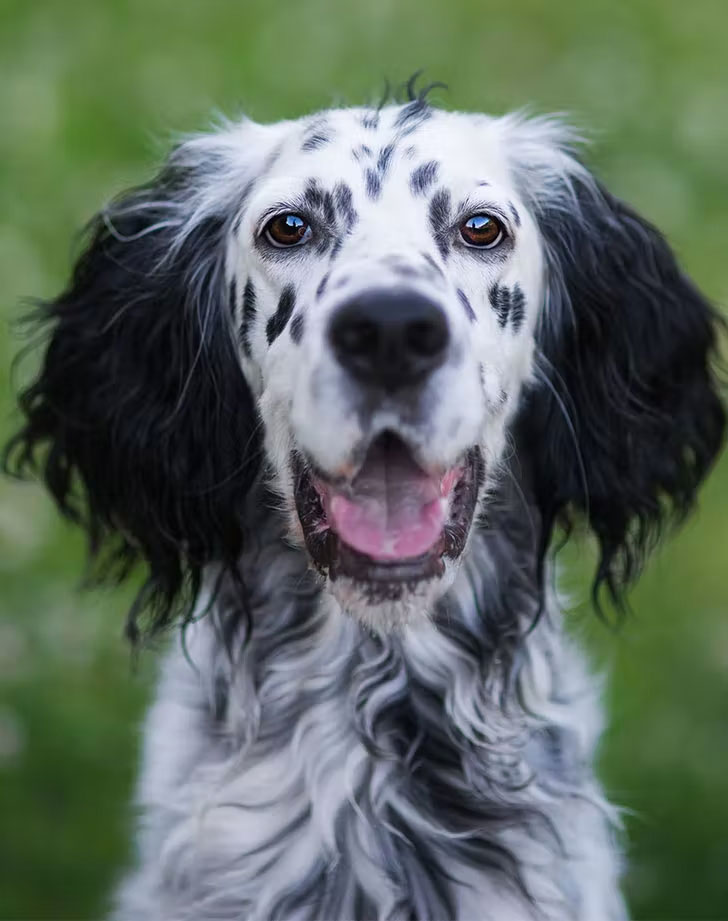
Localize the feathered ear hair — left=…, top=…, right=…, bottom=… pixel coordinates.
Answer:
left=4, top=121, right=279, bottom=642
left=508, top=116, right=725, bottom=609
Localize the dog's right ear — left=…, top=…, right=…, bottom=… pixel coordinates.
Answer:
left=4, top=120, right=283, bottom=641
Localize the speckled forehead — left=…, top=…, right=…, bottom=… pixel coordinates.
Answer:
left=265, top=107, right=517, bottom=197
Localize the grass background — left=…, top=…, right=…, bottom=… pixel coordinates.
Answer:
left=1, top=0, right=728, bottom=917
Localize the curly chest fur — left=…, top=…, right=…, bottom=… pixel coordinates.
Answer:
left=114, top=529, right=625, bottom=921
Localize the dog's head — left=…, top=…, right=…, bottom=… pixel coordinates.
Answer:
left=7, top=95, right=724, bottom=636
left=245, top=104, right=549, bottom=625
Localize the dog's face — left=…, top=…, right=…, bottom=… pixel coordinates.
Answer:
left=12, top=97, right=723, bottom=640
left=231, top=105, right=544, bottom=624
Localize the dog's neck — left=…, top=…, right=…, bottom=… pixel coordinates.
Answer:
left=209, top=471, right=546, bottom=743
left=182, top=476, right=588, bottom=918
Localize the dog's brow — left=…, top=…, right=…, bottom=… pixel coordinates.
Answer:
left=333, top=182, right=357, bottom=227
left=428, top=188, right=452, bottom=259
left=410, top=161, right=439, bottom=197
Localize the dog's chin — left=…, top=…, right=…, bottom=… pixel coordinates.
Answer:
left=292, top=434, right=484, bottom=630
left=323, top=560, right=461, bottom=631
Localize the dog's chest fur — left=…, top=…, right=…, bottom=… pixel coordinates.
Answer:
left=114, top=494, right=625, bottom=921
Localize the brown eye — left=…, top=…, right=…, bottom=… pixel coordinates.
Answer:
left=264, top=213, right=312, bottom=247
left=460, top=214, right=504, bottom=249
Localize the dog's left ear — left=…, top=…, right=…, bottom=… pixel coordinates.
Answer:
left=517, top=163, right=725, bottom=604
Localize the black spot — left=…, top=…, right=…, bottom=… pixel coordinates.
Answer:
left=303, top=180, right=324, bottom=210
left=329, top=238, right=343, bottom=261
left=240, top=280, right=256, bottom=355
left=321, top=190, right=336, bottom=226
left=302, top=180, right=337, bottom=245
left=229, top=278, right=237, bottom=322
left=457, top=288, right=476, bottom=323
left=410, top=161, right=439, bottom=196
left=352, top=144, right=373, bottom=162
left=422, top=251, right=444, bottom=277
left=333, top=182, right=358, bottom=228
left=403, top=72, right=448, bottom=103
left=316, top=273, right=330, bottom=299
left=385, top=255, right=420, bottom=278
left=315, top=237, right=331, bottom=257
left=489, top=284, right=526, bottom=331
left=290, top=313, right=305, bottom=344
left=394, top=264, right=420, bottom=278
left=266, top=286, right=296, bottom=344
left=477, top=180, right=491, bottom=187
left=489, top=284, right=511, bottom=328
left=365, top=169, right=382, bottom=200
left=428, top=189, right=451, bottom=259
left=510, top=284, right=526, bottom=331
left=508, top=201, right=521, bottom=227
left=394, top=99, right=433, bottom=134
left=302, top=132, right=331, bottom=152
left=233, top=178, right=257, bottom=239
left=212, top=674, right=229, bottom=723
left=377, top=143, right=395, bottom=177
left=361, top=111, right=379, bottom=131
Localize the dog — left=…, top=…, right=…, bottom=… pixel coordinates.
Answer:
left=6, top=83, right=725, bottom=920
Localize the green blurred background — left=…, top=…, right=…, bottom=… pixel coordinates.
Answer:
left=1, top=0, right=727, bottom=918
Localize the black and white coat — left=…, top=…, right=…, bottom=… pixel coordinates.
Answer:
left=7, top=89, right=724, bottom=920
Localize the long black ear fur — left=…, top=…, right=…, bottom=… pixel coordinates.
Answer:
left=518, top=174, right=725, bottom=608
left=4, top=163, right=261, bottom=641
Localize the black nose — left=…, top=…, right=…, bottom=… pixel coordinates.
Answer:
left=329, top=290, right=450, bottom=391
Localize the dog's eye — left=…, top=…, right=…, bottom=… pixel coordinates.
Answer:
left=460, top=214, right=504, bottom=249
left=264, top=213, right=312, bottom=247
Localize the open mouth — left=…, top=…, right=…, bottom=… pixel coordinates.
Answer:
left=292, top=432, right=484, bottom=594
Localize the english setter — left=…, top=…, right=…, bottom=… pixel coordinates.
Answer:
left=7, top=84, right=725, bottom=920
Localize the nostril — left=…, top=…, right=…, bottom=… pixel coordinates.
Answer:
left=407, top=317, right=448, bottom=358
left=335, top=318, right=379, bottom=358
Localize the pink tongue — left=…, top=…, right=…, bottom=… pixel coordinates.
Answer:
left=321, top=438, right=450, bottom=562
